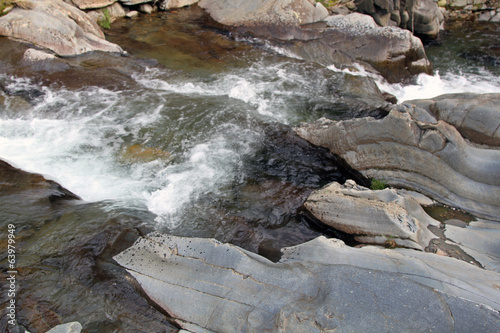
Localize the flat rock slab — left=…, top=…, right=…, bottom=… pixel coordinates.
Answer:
left=114, top=233, right=500, bottom=332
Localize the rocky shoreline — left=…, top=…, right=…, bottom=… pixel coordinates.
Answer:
left=1, top=0, right=500, bottom=332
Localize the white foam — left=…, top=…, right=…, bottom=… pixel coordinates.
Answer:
left=376, top=70, right=500, bottom=102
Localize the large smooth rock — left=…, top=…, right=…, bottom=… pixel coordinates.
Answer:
left=198, top=0, right=329, bottom=26
left=305, top=180, right=438, bottom=250
left=408, top=93, right=500, bottom=146
left=281, top=236, right=500, bottom=311
left=294, top=105, right=500, bottom=220
left=0, top=0, right=123, bottom=56
left=277, top=13, right=432, bottom=82
left=114, top=233, right=500, bottom=332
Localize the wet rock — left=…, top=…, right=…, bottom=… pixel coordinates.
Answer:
left=0, top=0, right=123, bottom=56
left=444, top=220, right=500, bottom=272
left=304, top=180, right=439, bottom=249
left=0, top=159, right=81, bottom=203
left=408, top=93, right=500, bottom=146
left=46, top=322, right=83, bottom=333
left=114, top=233, right=500, bottom=332
left=294, top=105, right=500, bottom=220
left=159, top=0, right=200, bottom=11
left=198, top=0, right=328, bottom=26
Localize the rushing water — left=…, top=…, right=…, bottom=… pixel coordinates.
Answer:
left=1, top=9, right=499, bottom=332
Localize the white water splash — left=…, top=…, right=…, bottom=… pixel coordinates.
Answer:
left=376, top=70, right=500, bottom=102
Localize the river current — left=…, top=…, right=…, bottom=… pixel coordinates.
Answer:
left=0, top=9, right=499, bottom=331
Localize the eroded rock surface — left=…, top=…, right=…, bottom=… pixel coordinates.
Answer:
left=408, top=93, right=500, bottom=146
left=114, top=233, right=500, bottom=332
left=304, top=180, right=438, bottom=250
left=294, top=105, right=500, bottom=220
left=0, top=0, right=123, bottom=56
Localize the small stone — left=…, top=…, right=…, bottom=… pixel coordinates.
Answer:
left=125, top=10, right=139, bottom=18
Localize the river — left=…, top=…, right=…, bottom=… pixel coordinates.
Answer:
left=1, top=9, right=499, bottom=332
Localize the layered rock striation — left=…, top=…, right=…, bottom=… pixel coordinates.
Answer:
left=304, top=180, right=439, bottom=250
left=408, top=93, right=500, bottom=146
left=294, top=102, right=500, bottom=220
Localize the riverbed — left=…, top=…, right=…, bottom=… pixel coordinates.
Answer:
left=1, top=9, right=499, bottom=332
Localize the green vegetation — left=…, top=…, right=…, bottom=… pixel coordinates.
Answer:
left=370, top=178, right=388, bottom=190
left=0, top=0, right=15, bottom=16
left=98, top=8, right=111, bottom=30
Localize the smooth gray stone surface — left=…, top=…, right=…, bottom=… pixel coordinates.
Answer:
left=408, top=93, right=500, bottom=146
left=444, top=220, right=500, bottom=272
left=114, top=234, right=500, bottom=332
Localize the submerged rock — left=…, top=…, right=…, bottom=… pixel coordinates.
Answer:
left=294, top=104, right=500, bottom=220
left=304, top=180, right=438, bottom=250
left=0, top=0, right=123, bottom=56
left=114, top=233, right=500, bottom=332
left=408, top=93, right=500, bottom=146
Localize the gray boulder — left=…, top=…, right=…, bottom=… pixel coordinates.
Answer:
left=198, top=0, right=329, bottom=27
left=408, top=93, right=500, bottom=146
left=304, top=180, right=438, bottom=249
left=277, top=13, right=431, bottom=82
left=294, top=105, right=500, bottom=220
left=159, top=0, right=200, bottom=11
left=355, top=0, right=443, bottom=38
left=114, top=233, right=500, bottom=332
left=0, top=0, right=123, bottom=56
